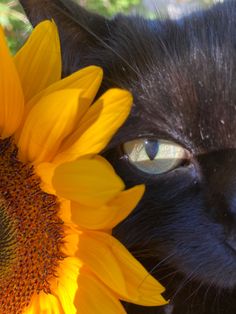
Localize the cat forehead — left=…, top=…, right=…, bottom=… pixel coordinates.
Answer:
left=103, top=4, right=236, bottom=153
left=132, top=42, right=236, bottom=153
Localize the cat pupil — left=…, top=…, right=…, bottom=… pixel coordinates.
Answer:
left=144, top=140, right=159, bottom=161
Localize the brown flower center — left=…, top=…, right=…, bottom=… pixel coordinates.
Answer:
left=0, top=138, right=64, bottom=313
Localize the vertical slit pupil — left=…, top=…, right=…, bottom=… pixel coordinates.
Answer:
left=144, top=140, right=159, bottom=160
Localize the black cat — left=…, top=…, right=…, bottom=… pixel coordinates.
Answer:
left=19, top=0, right=236, bottom=313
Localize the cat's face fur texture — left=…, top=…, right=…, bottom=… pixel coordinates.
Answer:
left=20, top=0, right=236, bottom=313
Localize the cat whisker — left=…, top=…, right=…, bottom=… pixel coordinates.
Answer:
left=54, top=1, right=144, bottom=80
left=171, top=263, right=204, bottom=302
left=130, top=248, right=160, bottom=259
left=212, top=274, right=223, bottom=314
left=202, top=276, right=217, bottom=313
left=148, top=251, right=176, bottom=275
left=184, top=279, right=204, bottom=304
left=156, top=269, right=179, bottom=282
left=135, top=251, right=176, bottom=291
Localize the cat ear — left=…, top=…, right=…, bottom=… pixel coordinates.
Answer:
left=19, top=0, right=110, bottom=75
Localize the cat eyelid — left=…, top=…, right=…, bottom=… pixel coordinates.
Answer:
left=121, top=138, right=193, bottom=176
left=104, top=132, right=190, bottom=153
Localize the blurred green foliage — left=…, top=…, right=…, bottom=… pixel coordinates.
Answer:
left=77, top=0, right=141, bottom=16
left=1, top=0, right=218, bottom=54
left=0, top=0, right=31, bottom=53
left=1, top=0, right=143, bottom=53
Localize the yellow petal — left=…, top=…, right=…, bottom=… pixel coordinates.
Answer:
left=62, top=229, right=81, bottom=257
left=70, top=184, right=145, bottom=230
left=78, top=232, right=167, bottom=306
left=18, top=89, right=89, bottom=164
left=106, top=184, right=145, bottom=228
left=35, top=162, right=57, bottom=195
left=78, top=233, right=127, bottom=296
left=24, top=292, right=64, bottom=314
left=52, top=257, right=81, bottom=314
left=52, top=159, right=125, bottom=207
left=54, top=89, right=132, bottom=164
left=14, top=21, right=61, bottom=103
left=75, top=268, right=126, bottom=314
left=0, top=27, right=24, bottom=138
left=58, top=199, right=73, bottom=224
left=94, top=154, right=116, bottom=171
left=26, top=66, right=103, bottom=115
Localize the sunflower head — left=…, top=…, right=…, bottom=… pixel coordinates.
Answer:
left=0, top=20, right=167, bottom=314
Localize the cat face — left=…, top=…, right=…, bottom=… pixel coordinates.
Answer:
left=20, top=0, right=236, bottom=292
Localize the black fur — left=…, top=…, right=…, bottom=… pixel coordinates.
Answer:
left=19, top=1, right=236, bottom=313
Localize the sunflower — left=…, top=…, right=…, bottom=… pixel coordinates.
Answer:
left=0, top=20, right=166, bottom=314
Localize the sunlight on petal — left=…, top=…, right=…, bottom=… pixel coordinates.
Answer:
left=53, top=257, right=81, bottom=314
left=75, top=268, right=127, bottom=314
left=24, top=66, right=103, bottom=119
left=79, top=232, right=167, bottom=306
left=54, top=89, right=132, bottom=164
left=24, top=292, right=64, bottom=314
left=53, top=159, right=124, bottom=207
left=78, top=233, right=127, bottom=296
left=14, top=20, right=61, bottom=102
left=18, top=89, right=90, bottom=164
left=70, top=184, right=145, bottom=230
left=0, top=27, right=24, bottom=138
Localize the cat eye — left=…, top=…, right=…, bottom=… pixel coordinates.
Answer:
left=123, top=139, right=190, bottom=175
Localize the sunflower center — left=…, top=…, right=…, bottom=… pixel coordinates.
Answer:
left=0, top=138, right=64, bottom=314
